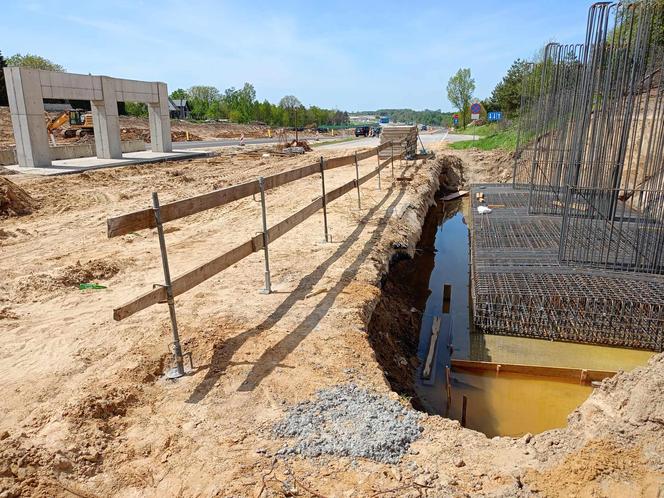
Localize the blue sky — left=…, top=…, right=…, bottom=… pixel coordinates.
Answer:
left=3, top=0, right=591, bottom=111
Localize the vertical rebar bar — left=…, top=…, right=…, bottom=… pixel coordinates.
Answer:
left=152, top=192, right=185, bottom=378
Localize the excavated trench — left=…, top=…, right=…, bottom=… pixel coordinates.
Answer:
left=368, top=155, right=654, bottom=438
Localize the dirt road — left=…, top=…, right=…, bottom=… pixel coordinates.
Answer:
left=0, top=144, right=662, bottom=497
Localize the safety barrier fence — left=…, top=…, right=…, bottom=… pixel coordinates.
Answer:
left=107, top=141, right=402, bottom=376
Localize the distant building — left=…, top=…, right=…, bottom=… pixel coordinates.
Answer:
left=168, top=98, right=191, bottom=119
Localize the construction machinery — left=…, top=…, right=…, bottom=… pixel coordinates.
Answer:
left=46, top=109, right=94, bottom=145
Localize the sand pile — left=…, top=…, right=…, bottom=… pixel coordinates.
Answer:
left=0, top=177, right=36, bottom=217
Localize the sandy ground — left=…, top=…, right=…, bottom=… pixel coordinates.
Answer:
left=0, top=107, right=349, bottom=150
left=1, top=143, right=662, bottom=497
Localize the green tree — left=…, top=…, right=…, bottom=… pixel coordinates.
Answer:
left=279, top=95, right=303, bottom=127
left=489, top=59, right=530, bottom=117
left=447, top=68, right=475, bottom=128
left=125, top=102, right=148, bottom=117
left=0, top=50, right=7, bottom=106
left=170, top=88, right=189, bottom=100
left=6, top=53, right=65, bottom=71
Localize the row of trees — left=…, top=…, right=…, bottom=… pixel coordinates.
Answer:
left=164, top=84, right=349, bottom=127
left=373, top=108, right=454, bottom=125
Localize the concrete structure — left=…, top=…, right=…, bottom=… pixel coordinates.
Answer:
left=0, top=140, right=146, bottom=167
left=4, top=149, right=210, bottom=176
left=3, top=67, right=172, bottom=168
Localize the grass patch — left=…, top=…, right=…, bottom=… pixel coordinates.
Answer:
left=451, top=123, right=499, bottom=137
left=449, top=127, right=518, bottom=151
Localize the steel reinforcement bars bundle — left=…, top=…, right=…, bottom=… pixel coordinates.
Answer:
left=473, top=1, right=664, bottom=350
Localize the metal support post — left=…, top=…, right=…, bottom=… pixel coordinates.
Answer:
left=152, top=192, right=185, bottom=379
left=354, top=152, right=361, bottom=209
left=258, top=177, right=272, bottom=294
left=391, top=143, right=395, bottom=179
left=320, top=157, right=330, bottom=242
left=376, top=148, right=382, bottom=190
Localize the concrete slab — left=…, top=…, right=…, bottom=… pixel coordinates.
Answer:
left=4, top=149, right=209, bottom=176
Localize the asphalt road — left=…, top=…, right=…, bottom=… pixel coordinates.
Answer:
left=172, top=135, right=327, bottom=150
left=172, top=129, right=478, bottom=151
left=314, top=129, right=477, bottom=151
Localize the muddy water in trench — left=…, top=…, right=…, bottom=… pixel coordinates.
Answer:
left=412, top=196, right=654, bottom=438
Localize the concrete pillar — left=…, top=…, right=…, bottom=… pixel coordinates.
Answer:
left=3, top=67, right=51, bottom=167
left=91, top=76, right=122, bottom=159
left=148, top=82, right=172, bottom=153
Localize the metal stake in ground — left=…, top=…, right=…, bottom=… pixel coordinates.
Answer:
left=391, top=142, right=395, bottom=179
left=152, top=191, right=185, bottom=379
left=376, top=147, right=382, bottom=190
left=354, top=152, right=361, bottom=209
left=319, top=157, right=330, bottom=242
left=258, top=176, right=272, bottom=294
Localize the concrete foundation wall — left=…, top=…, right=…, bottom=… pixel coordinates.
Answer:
left=0, top=140, right=146, bottom=166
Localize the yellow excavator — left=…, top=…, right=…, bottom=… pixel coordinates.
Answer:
left=46, top=110, right=94, bottom=145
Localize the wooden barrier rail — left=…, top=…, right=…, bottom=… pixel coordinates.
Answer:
left=107, top=141, right=394, bottom=238
left=451, top=359, right=616, bottom=384
left=111, top=147, right=399, bottom=321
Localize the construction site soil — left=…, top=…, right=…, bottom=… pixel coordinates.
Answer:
left=0, top=142, right=662, bottom=497
left=0, top=107, right=344, bottom=150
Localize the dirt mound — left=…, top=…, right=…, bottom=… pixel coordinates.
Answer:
left=120, top=127, right=150, bottom=142
left=119, top=128, right=204, bottom=143
left=15, top=258, right=122, bottom=299
left=0, top=177, right=37, bottom=217
left=56, top=259, right=121, bottom=287
left=64, top=387, right=138, bottom=422
left=522, top=440, right=653, bottom=496
left=0, top=106, right=14, bottom=149
left=170, top=130, right=203, bottom=142
left=445, top=148, right=514, bottom=185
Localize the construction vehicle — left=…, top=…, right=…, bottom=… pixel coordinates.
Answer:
left=46, top=110, right=94, bottom=145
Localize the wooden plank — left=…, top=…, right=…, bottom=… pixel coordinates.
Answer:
left=451, top=359, right=616, bottom=383
left=325, top=155, right=356, bottom=170
left=113, top=285, right=167, bottom=321
left=113, top=237, right=258, bottom=321
left=441, top=190, right=469, bottom=201
left=108, top=161, right=321, bottom=238
left=356, top=148, right=376, bottom=161
left=107, top=180, right=260, bottom=238
left=264, top=161, right=319, bottom=190
left=268, top=198, right=323, bottom=242
left=422, top=316, right=441, bottom=380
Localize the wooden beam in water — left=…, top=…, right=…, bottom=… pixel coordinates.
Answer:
left=451, top=359, right=616, bottom=384
left=421, top=316, right=441, bottom=380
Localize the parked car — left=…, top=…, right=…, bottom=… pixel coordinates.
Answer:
left=420, top=124, right=428, bottom=131
left=355, top=126, right=370, bottom=137
left=372, top=126, right=381, bottom=136
left=316, top=127, right=329, bottom=133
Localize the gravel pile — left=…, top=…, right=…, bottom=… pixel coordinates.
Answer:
left=273, top=383, right=422, bottom=463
